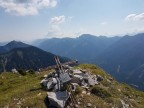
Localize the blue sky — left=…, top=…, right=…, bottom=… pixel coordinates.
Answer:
left=0, top=0, right=144, bottom=42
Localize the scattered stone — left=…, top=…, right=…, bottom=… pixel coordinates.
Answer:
left=120, top=99, right=129, bottom=108
left=87, top=92, right=91, bottom=95
left=118, top=89, right=121, bottom=92
left=37, top=92, right=41, bottom=96
left=11, top=68, right=18, bottom=73
left=17, top=100, right=22, bottom=105
left=82, top=90, right=87, bottom=94
left=13, top=98, right=19, bottom=101
left=107, top=79, right=111, bottom=83
left=75, top=104, right=79, bottom=108
left=87, top=103, right=92, bottom=107
left=44, top=74, right=48, bottom=78
left=78, top=102, right=81, bottom=105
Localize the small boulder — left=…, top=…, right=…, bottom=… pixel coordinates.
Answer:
left=87, top=103, right=92, bottom=107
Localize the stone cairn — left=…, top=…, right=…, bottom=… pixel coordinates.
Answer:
left=41, top=56, right=103, bottom=108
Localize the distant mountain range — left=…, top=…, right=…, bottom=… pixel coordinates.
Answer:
left=34, top=34, right=121, bottom=61
left=32, top=33, right=144, bottom=90
left=94, top=33, right=144, bottom=90
left=0, top=41, right=69, bottom=72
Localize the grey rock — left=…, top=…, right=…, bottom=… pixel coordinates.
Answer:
left=47, top=91, right=70, bottom=108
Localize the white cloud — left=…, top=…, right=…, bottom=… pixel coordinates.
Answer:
left=47, top=15, right=74, bottom=38
left=49, top=15, right=73, bottom=25
left=50, top=15, right=66, bottom=25
left=125, top=13, right=144, bottom=21
left=0, top=0, right=58, bottom=16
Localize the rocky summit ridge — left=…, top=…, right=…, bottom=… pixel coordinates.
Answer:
left=41, top=57, right=104, bottom=108
left=0, top=63, right=144, bottom=108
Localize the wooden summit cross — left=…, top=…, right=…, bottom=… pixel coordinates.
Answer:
left=54, top=56, right=71, bottom=83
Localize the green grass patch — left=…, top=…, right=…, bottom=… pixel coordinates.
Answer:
left=91, top=86, right=111, bottom=98
left=0, top=71, right=50, bottom=108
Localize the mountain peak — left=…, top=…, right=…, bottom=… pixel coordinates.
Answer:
left=0, top=41, right=30, bottom=54
left=6, top=40, right=29, bottom=47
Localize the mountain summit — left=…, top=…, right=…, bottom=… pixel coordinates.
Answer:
left=6, top=40, right=29, bottom=48
left=0, top=40, right=29, bottom=54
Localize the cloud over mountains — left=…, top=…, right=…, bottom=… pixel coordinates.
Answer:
left=47, top=15, right=74, bottom=38
left=0, top=0, right=57, bottom=16
left=125, top=13, right=144, bottom=21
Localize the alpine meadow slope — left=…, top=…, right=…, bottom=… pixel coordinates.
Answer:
left=0, top=64, right=144, bottom=108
